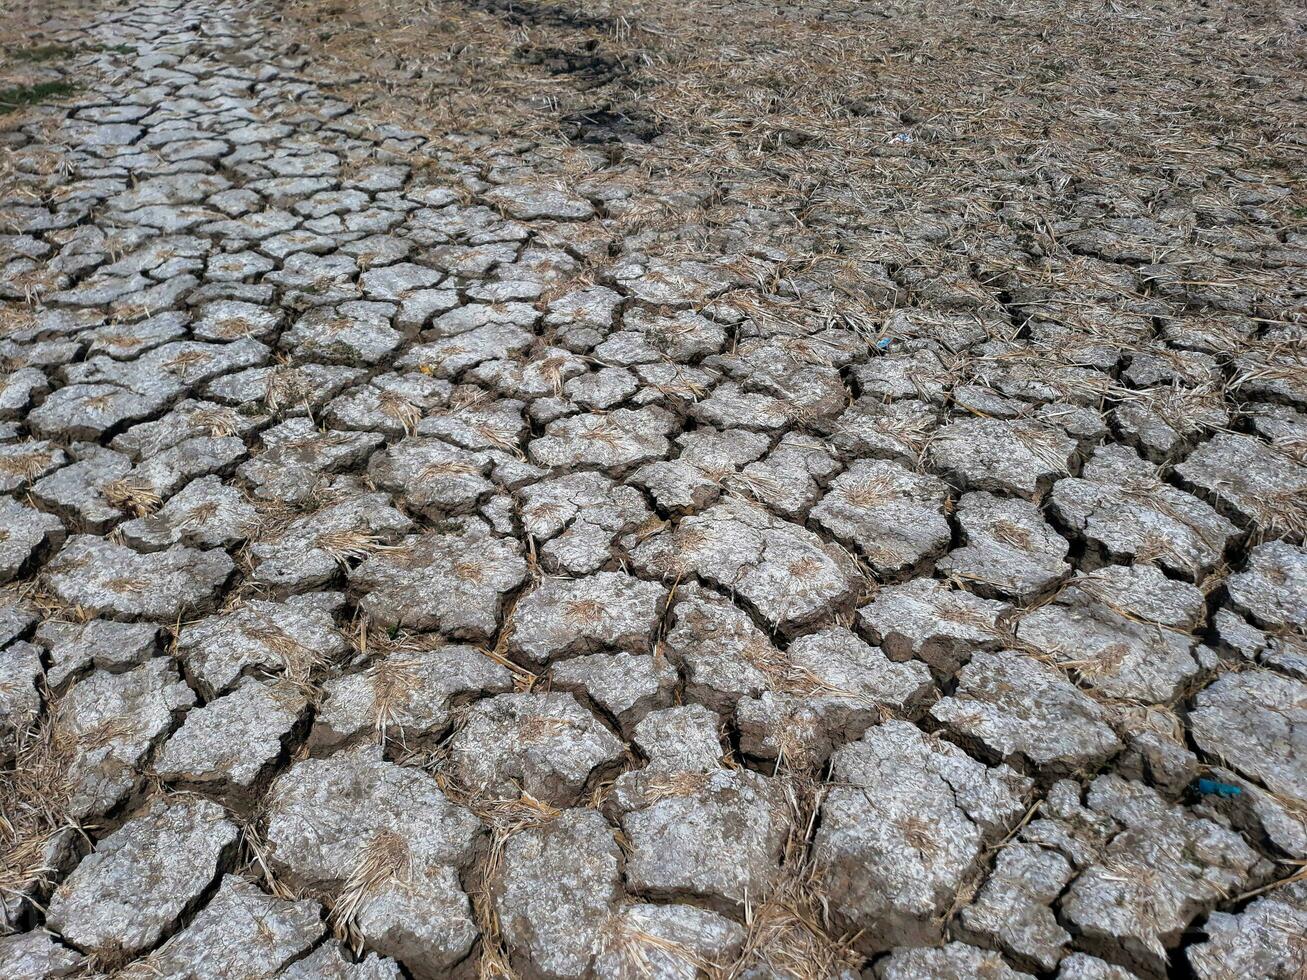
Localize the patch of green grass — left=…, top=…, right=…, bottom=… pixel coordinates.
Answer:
left=0, top=80, right=79, bottom=114
left=5, top=44, right=78, bottom=63
left=88, top=43, right=136, bottom=55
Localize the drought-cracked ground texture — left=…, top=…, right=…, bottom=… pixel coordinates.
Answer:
left=0, top=0, right=1305, bottom=976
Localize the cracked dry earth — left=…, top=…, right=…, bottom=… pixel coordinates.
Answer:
left=1, top=0, right=1306, bottom=978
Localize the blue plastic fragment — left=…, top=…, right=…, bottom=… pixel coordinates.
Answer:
left=1195, top=778, right=1243, bottom=798
left=876, top=337, right=892, bottom=350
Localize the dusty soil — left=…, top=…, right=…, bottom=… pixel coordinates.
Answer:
left=0, top=0, right=1305, bottom=977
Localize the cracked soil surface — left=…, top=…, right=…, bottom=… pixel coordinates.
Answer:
left=0, top=0, right=1305, bottom=977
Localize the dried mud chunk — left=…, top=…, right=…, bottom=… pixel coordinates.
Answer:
left=1248, top=403, right=1307, bottom=455
left=55, top=659, right=195, bottom=819
left=0, top=932, right=85, bottom=978
left=812, top=459, right=951, bottom=575
left=264, top=747, right=482, bottom=979
left=624, top=705, right=726, bottom=778
left=205, top=363, right=366, bottom=415
left=46, top=797, right=238, bottom=957
left=399, top=323, right=534, bottom=379
left=264, top=252, right=358, bottom=307
left=373, top=439, right=496, bottom=518
left=608, top=255, right=736, bottom=307
left=518, top=471, right=653, bottom=575
left=1123, top=346, right=1219, bottom=389
left=1059, top=775, right=1260, bottom=977
left=358, top=262, right=443, bottom=302
left=1080, top=563, right=1205, bottom=628
left=111, top=399, right=264, bottom=459
left=631, top=428, right=771, bottom=514
left=927, top=417, right=1077, bottom=500
left=176, top=598, right=346, bottom=697
left=1015, top=778, right=1118, bottom=871
left=84, top=314, right=190, bottom=365
left=0, top=641, right=42, bottom=757
left=546, top=287, right=622, bottom=353
left=191, top=300, right=281, bottom=342
left=417, top=395, right=527, bottom=452
left=853, top=348, right=950, bottom=403
left=594, top=903, right=745, bottom=979
left=0, top=440, right=67, bottom=493
left=1049, top=445, right=1237, bottom=579
left=282, top=301, right=403, bottom=365
left=118, top=474, right=257, bottom=551
left=447, top=692, right=624, bottom=805
left=27, top=383, right=167, bottom=441
left=311, top=645, right=513, bottom=750
left=1190, top=670, right=1307, bottom=807
left=495, top=808, right=620, bottom=979
left=239, top=419, right=384, bottom=505
left=0, top=598, right=36, bottom=650
left=36, top=619, right=158, bottom=691
left=28, top=446, right=132, bottom=533
left=485, top=183, right=595, bottom=221
left=607, top=307, right=726, bottom=362
left=0, top=367, right=48, bottom=421
left=1231, top=346, right=1307, bottom=408
left=350, top=527, right=526, bottom=638
left=549, top=652, right=678, bottom=735
left=958, top=843, right=1073, bottom=970
left=0, top=497, right=64, bottom=583
left=633, top=498, right=861, bottom=635
left=44, top=535, right=233, bottom=622
left=631, top=362, right=719, bottom=408
left=690, top=382, right=793, bottom=432
left=817, top=722, right=1030, bottom=952
left=736, top=432, right=840, bottom=518
left=1056, top=953, right=1142, bottom=979
left=1226, top=540, right=1306, bottom=630
left=470, top=347, right=589, bottom=399
left=876, top=942, right=1034, bottom=980
left=324, top=372, right=452, bottom=437
left=1174, top=431, right=1307, bottom=538
left=153, top=678, right=307, bottom=791
left=937, top=492, right=1070, bottom=601
left=1186, top=880, right=1307, bottom=980
left=1190, top=762, right=1307, bottom=859
left=1016, top=566, right=1202, bottom=703
left=129, top=434, right=248, bottom=499
left=250, top=493, right=413, bottom=594
left=108, top=173, right=232, bottom=211
left=857, top=578, right=1011, bottom=675
left=931, top=650, right=1121, bottom=776
left=130, top=875, right=323, bottom=979
left=280, top=944, right=405, bottom=980
left=662, top=586, right=774, bottom=712
left=829, top=397, right=938, bottom=465
left=66, top=339, right=272, bottom=402
left=565, top=366, right=639, bottom=411
left=619, top=765, right=789, bottom=911
left=735, top=627, right=934, bottom=766
left=529, top=407, right=676, bottom=474
left=430, top=302, right=539, bottom=339
left=510, top=572, right=667, bottom=665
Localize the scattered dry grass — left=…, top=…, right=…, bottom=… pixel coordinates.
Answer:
left=242, top=621, right=331, bottom=691
left=0, top=707, right=90, bottom=920
left=330, top=828, right=413, bottom=952
left=315, top=527, right=388, bottom=566
left=99, top=477, right=161, bottom=517
left=0, top=447, right=55, bottom=483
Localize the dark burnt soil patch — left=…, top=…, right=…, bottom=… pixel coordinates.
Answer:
left=462, top=0, right=615, bottom=32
